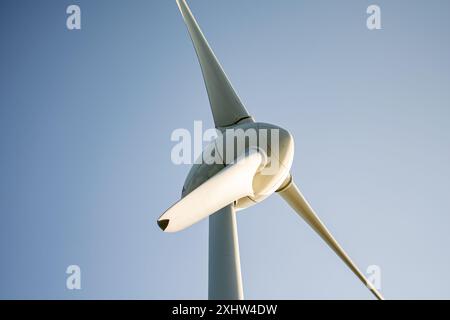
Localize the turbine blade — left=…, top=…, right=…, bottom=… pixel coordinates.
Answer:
left=158, top=150, right=263, bottom=232
left=277, top=176, right=384, bottom=300
left=176, top=0, right=253, bottom=128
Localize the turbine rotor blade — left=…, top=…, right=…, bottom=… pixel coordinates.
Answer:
left=158, top=150, right=264, bottom=233
left=277, top=176, right=384, bottom=300
left=176, top=0, right=253, bottom=127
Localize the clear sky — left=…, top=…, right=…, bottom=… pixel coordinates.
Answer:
left=1, top=0, right=450, bottom=299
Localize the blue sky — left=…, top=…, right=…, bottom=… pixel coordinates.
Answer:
left=1, top=0, right=450, bottom=299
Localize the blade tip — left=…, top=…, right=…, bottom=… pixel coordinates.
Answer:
left=157, top=219, right=170, bottom=231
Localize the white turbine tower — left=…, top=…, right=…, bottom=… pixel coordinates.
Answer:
left=158, top=0, right=384, bottom=300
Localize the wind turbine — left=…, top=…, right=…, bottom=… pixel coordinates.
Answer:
left=158, top=0, right=384, bottom=300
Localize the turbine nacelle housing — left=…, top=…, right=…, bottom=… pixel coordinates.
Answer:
left=182, top=122, right=294, bottom=210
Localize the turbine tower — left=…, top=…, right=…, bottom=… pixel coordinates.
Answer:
left=158, top=0, right=384, bottom=300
